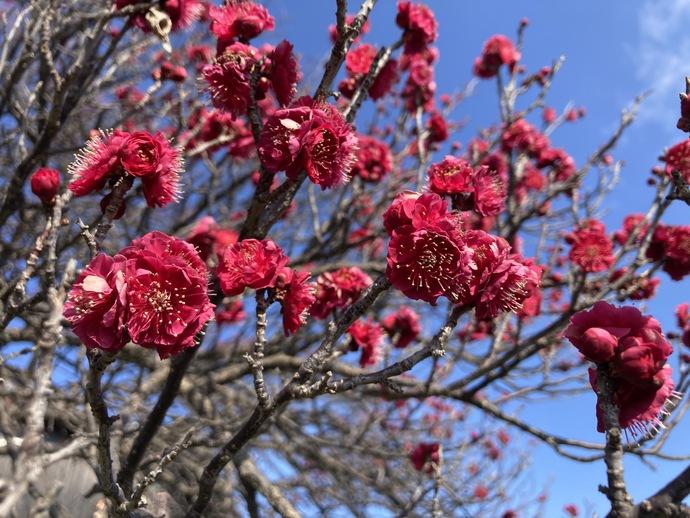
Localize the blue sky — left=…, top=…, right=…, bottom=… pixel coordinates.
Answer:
left=264, top=1, right=690, bottom=515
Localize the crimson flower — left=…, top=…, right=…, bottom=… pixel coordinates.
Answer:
left=590, top=366, right=676, bottom=434
left=382, top=191, right=421, bottom=235
left=565, top=302, right=664, bottom=364
left=68, top=130, right=183, bottom=208
left=386, top=222, right=474, bottom=305
left=216, top=298, right=246, bottom=326
left=268, top=40, right=299, bottom=106
left=258, top=96, right=358, bottom=189
left=427, top=156, right=474, bottom=195
left=382, top=306, right=421, bottom=349
left=346, top=43, right=376, bottom=76
left=427, top=159, right=505, bottom=216
left=209, top=1, right=275, bottom=46
left=347, top=318, right=385, bottom=367
left=120, top=232, right=214, bottom=358
left=382, top=191, right=450, bottom=237
left=64, top=233, right=214, bottom=359
left=472, top=165, right=506, bottom=216
left=401, top=56, right=436, bottom=112
left=473, top=486, right=489, bottom=500
left=409, top=442, right=439, bottom=473
left=383, top=192, right=490, bottom=304
left=30, top=167, right=60, bottom=206
left=395, top=1, right=438, bottom=53
left=675, top=302, right=690, bottom=349
left=537, top=147, right=576, bottom=182
left=63, top=254, right=129, bottom=353
left=124, top=253, right=213, bottom=358
left=272, top=267, right=316, bottom=336
left=566, top=302, right=678, bottom=433
left=216, top=238, right=289, bottom=297
left=662, top=139, right=690, bottom=183
left=341, top=43, right=399, bottom=101
left=472, top=34, right=520, bottom=79
left=474, top=254, right=542, bottom=319
left=120, top=131, right=167, bottom=176
left=121, top=230, right=208, bottom=278
left=677, top=302, right=690, bottom=328
left=156, top=61, right=188, bottom=82
left=68, top=130, right=131, bottom=197
left=501, top=119, right=549, bottom=157
left=185, top=216, right=239, bottom=264
left=542, top=107, right=557, bottom=124
left=201, top=42, right=257, bottom=119
left=612, top=213, right=647, bottom=245
left=426, top=111, right=449, bottom=143
left=350, top=134, right=393, bottom=182
left=369, top=58, right=399, bottom=101
left=615, top=331, right=673, bottom=386
left=310, top=267, right=372, bottom=320
left=662, top=225, right=690, bottom=280
left=164, top=0, right=205, bottom=31
left=567, top=228, right=615, bottom=273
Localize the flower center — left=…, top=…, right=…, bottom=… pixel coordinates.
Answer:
left=137, top=144, right=157, bottom=165
left=147, top=281, right=174, bottom=313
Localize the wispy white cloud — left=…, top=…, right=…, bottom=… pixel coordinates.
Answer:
left=634, top=0, right=690, bottom=134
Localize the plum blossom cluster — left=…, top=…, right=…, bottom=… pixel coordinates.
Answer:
left=209, top=0, right=274, bottom=46
left=183, top=107, right=255, bottom=158
left=565, top=302, right=678, bottom=433
left=68, top=129, right=183, bottom=210
left=566, top=219, right=615, bottom=273
left=396, top=1, right=438, bottom=54
left=390, top=2, right=439, bottom=114
left=215, top=238, right=315, bottom=336
left=338, top=42, right=399, bottom=101
left=427, top=156, right=507, bottom=216
left=384, top=191, right=542, bottom=318
left=201, top=2, right=298, bottom=116
left=310, top=266, right=373, bottom=320
left=63, top=232, right=215, bottom=359
left=472, top=34, right=521, bottom=79
left=399, top=46, right=438, bottom=113
left=449, top=117, right=577, bottom=225
left=201, top=39, right=299, bottom=117
left=350, top=134, right=393, bottom=182
left=645, top=222, right=690, bottom=281
left=541, top=213, right=660, bottom=305
left=607, top=267, right=659, bottom=302
left=498, top=118, right=576, bottom=185
left=185, top=215, right=239, bottom=264
left=258, top=96, right=358, bottom=189
left=663, top=138, right=690, bottom=185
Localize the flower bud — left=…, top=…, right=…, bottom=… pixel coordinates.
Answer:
left=30, top=168, right=60, bottom=206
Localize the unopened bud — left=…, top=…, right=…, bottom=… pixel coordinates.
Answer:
left=30, top=168, right=60, bottom=206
